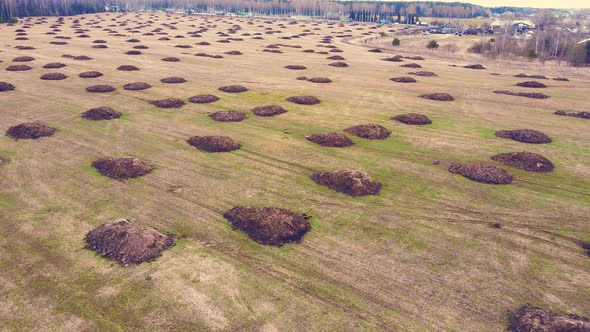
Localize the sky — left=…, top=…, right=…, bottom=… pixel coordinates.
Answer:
left=396, top=0, right=589, bottom=9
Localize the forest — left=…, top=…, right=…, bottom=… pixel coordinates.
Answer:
left=0, top=0, right=490, bottom=21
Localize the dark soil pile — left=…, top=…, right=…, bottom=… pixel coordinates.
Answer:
left=495, top=129, right=552, bottom=144
left=401, top=63, right=421, bottom=68
left=306, top=133, right=353, bottom=147
left=6, top=122, right=56, bottom=139
left=188, top=94, right=219, bottom=104
left=85, top=219, right=173, bottom=265
left=491, top=151, right=554, bottom=172
left=327, top=55, right=345, bottom=60
left=79, top=71, right=103, bottom=78
left=508, top=305, right=590, bottom=332
left=311, top=170, right=381, bottom=196
left=224, top=51, right=242, bottom=55
left=6, top=65, right=32, bottom=71
left=464, top=64, right=486, bottom=69
left=553, top=77, right=569, bottom=81
left=160, top=77, right=186, bottom=84
left=82, top=107, right=121, bottom=120
left=43, top=62, right=66, bottom=69
left=92, top=45, right=108, bottom=49
left=125, top=50, right=142, bottom=55
left=219, top=85, right=248, bottom=93
left=117, top=65, right=140, bottom=71
left=391, top=77, right=417, bottom=83
left=40, top=73, right=67, bottom=80
left=328, top=61, right=348, bottom=67
left=251, top=105, right=287, bottom=117
left=419, top=93, right=454, bottom=101
left=392, top=113, right=432, bottom=125
left=187, top=135, right=241, bottom=152
left=150, top=98, right=185, bottom=108
left=209, top=111, right=247, bottom=122
left=123, top=82, right=151, bottom=90
left=516, top=81, right=547, bottom=88
left=0, top=82, right=15, bottom=92
left=286, top=96, right=320, bottom=105
left=86, top=85, right=116, bottom=93
left=161, top=57, right=180, bottom=62
left=409, top=71, right=437, bottom=77
left=72, top=55, right=92, bottom=61
left=368, top=48, right=382, bottom=53
left=12, top=56, right=35, bottom=62
left=382, top=56, right=403, bottom=62
left=344, top=124, right=391, bottom=140
left=306, top=77, right=332, bottom=84
left=223, top=206, right=311, bottom=246
left=448, top=162, right=513, bottom=184
left=92, top=157, right=153, bottom=179
left=493, top=90, right=550, bottom=99
left=554, top=111, right=590, bottom=119
left=285, top=65, right=306, bottom=70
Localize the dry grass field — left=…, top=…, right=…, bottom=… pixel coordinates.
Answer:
left=0, top=13, right=589, bottom=331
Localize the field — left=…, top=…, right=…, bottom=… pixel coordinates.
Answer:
left=0, top=13, right=589, bottom=331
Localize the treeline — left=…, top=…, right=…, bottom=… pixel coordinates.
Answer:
left=0, top=0, right=490, bottom=20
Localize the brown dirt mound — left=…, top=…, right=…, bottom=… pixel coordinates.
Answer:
left=160, top=77, right=186, bottom=84
left=392, top=113, right=432, bottom=125
left=12, top=56, right=35, bottom=62
left=6, top=122, right=56, bottom=140
left=125, top=50, right=142, bottom=55
left=368, top=48, right=382, bottom=53
left=92, top=157, right=153, bottom=179
left=515, top=74, right=547, bottom=79
left=117, top=65, right=140, bottom=71
left=161, top=57, right=180, bottom=62
left=464, top=64, right=486, bottom=69
left=286, top=96, right=320, bottom=105
left=327, top=55, right=345, bottom=60
left=448, top=162, right=513, bottom=184
left=285, top=65, right=306, bottom=70
left=79, top=71, right=103, bottom=78
left=40, top=72, right=67, bottom=80
left=493, top=90, right=550, bottom=99
left=86, top=85, right=116, bottom=93
left=553, top=77, right=569, bottom=81
left=85, top=219, right=173, bottom=265
left=391, top=77, right=417, bottom=83
left=508, top=305, right=590, bottom=332
left=382, top=56, right=403, bottom=62
left=187, top=135, right=241, bottom=152
left=307, top=77, right=332, bottom=83
left=223, top=206, right=311, bottom=246
left=312, top=170, right=381, bottom=196
left=82, top=107, right=121, bottom=120
left=409, top=71, right=437, bottom=77
left=43, top=62, right=66, bottom=69
left=224, top=50, right=242, bottom=55
left=495, top=129, right=552, bottom=144
left=150, top=98, right=185, bottom=108
left=344, top=124, right=391, bottom=140
left=490, top=151, right=554, bottom=172
left=123, top=82, right=151, bottom=90
left=306, top=133, right=353, bottom=147
left=251, top=105, right=287, bottom=117
left=72, top=55, right=92, bottom=61
left=189, top=94, right=220, bottom=104
left=401, top=63, right=422, bottom=68
left=92, top=45, right=108, bottom=49
left=554, top=111, right=590, bottom=119
left=6, top=65, right=32, bottom=71
left=419, top=93, right=454, bottom=101
left=328, top=62, right=348, bottom=67
left=219, top=85, right=248, bottom=93
left=0, top=82, right=15, bottom=92
left=516, top=81, right=547, bottom=88
left=209, top=111, right=246, bottom=122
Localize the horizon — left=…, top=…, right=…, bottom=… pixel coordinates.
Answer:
left=384, top=0, right=589, bottom=10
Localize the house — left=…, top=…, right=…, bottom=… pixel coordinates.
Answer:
left=491, top=20, right=535, bottom=32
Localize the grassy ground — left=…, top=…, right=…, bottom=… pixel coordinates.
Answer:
left=0, top=13, right=589, bottom=331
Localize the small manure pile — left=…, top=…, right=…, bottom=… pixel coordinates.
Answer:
left=448, top=162, right=513, bottom=184
left=490, top=151, right=554, bottom=172
left=306, top=133, right=353, bottom=147
left=344, top=124, right=390, bottom=140
left=187, top=135, right=241, bottom=152
left=311, top=170, right=381, bottom=196
left=92, top=157, right=153, bottom=179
